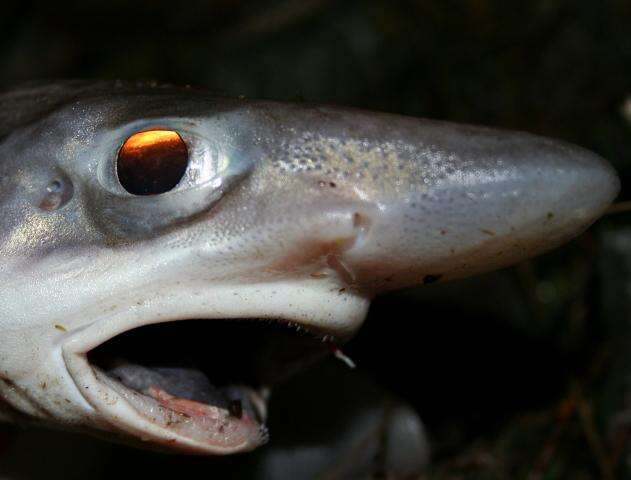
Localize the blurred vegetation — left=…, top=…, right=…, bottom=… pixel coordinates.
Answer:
left=1, top=0, right=630, bottom=478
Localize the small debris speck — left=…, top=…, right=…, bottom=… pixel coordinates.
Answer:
left=423, top=274, right=442, bottom=284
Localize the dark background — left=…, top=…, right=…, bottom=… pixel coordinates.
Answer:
left=1, top=1, right=631, bottom=478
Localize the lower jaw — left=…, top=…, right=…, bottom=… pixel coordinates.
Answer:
left=64, top=317, right=339, bottom=454
left=92, top=366, right=268, bottom=453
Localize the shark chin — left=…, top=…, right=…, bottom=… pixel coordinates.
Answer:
left=63, top=315, right=352, bottom=454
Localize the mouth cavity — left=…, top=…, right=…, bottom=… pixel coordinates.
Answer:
left=85, top=318, right=336, bottom=453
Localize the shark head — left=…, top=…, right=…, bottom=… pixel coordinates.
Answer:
left=0, top=81, right=619, bottom=454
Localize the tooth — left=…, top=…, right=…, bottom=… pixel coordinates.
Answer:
left=332, top=346, right=356, bottom=369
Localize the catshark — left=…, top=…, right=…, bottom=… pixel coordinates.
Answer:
left=0, top=80, right=620, bottom=455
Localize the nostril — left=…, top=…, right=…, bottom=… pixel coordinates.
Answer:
left=352, top=212, right=371, bottom=232
left=350, top=211, right=372, bottom=253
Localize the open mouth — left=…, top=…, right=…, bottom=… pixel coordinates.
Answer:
left=66, top=318, right=340, bottom=454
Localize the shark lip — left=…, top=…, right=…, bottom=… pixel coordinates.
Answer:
left=62, top=315, right=340, bottom=454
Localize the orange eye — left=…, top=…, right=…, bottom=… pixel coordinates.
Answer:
left=117, top=130, right=189, bottom=195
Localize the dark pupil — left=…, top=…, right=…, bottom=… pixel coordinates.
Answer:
left=117, top=130, right=189, bottom=195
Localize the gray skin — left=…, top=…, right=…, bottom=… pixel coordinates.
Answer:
left=0, top=81, right=620, bottom=455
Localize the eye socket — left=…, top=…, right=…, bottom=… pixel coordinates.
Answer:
left=117, top=130, right=189, bottom=195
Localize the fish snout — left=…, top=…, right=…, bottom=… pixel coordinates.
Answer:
left=338, top=133, right=620, bottom=291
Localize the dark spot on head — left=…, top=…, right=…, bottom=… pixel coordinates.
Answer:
left=329, top=182, right=337, bottom=188
left=423, top=274, right=442, bottom=284
left=547, top=212, right=554, bottom=220
left=440, top=229, right=447, bottom=235
left=352, top=212, right=371, bottom=231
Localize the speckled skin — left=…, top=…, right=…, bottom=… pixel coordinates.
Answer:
left=0, top=81, right=620, bottom=453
